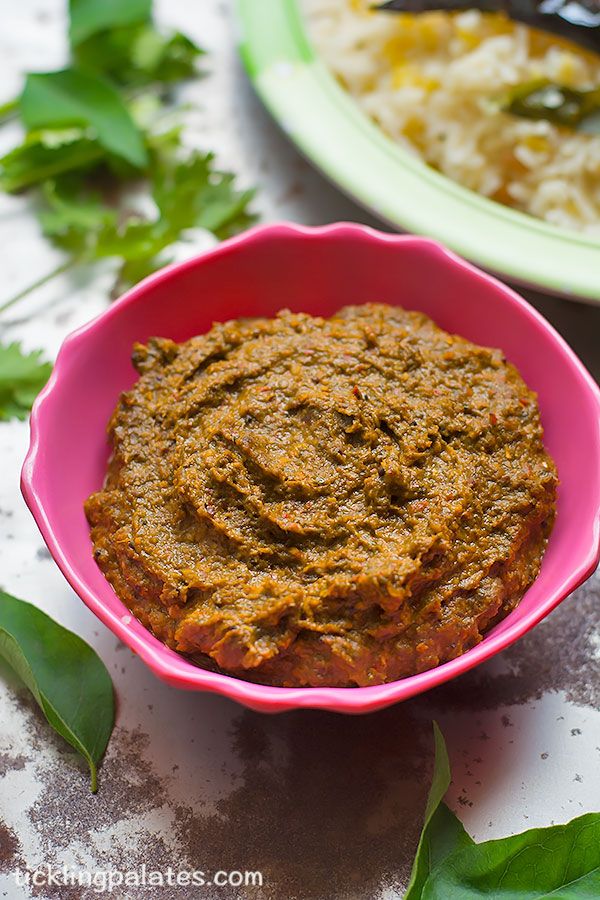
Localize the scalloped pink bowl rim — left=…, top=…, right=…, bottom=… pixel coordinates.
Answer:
left=21, top=223, right=600, bottom=713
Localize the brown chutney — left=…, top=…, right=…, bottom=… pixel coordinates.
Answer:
left=85, top=303, right=557, bottom=687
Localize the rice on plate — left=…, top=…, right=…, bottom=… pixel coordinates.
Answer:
left=303, top=0, right=600, bottom=235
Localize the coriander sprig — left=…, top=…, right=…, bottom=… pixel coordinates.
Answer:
left=0, top=0, right=256, bottom=314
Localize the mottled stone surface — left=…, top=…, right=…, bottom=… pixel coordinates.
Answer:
left=0, top=2, right=599, bottom=898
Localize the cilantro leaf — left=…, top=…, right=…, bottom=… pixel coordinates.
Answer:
left=0, top=98, right=18, bottom=124
left=38, top=178, right=118, bottom=258
left=108, top=150, right=256, bottom=288
left=73, top=24, right=204, bottom=88
left=151, top=151, right=257, bottom=239
left=113, top=253, right=173, bottom=295
left=0, top=0, right=256, bottom=313
left=69, top=0, right=151, bottom=46
left=0, top=129, right=104, bottom=193
left=69, top=0, right=203, bottom=89
left=35, top=149, right=256, bottom=294
left=108, top=150, right=256, bottom=290
left=0, top=342, right=52, bottom=420
left=132, top=29, right=204, bottom=84
left=20, top=70, right=148, bottom=169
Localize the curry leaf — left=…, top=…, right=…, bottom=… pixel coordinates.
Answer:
left=20, top=70, right=148, bottom=168
left=69, top=0, right=151, bottom=46
left=0, top=342, right=52, bottom=420
left=579, top=110, right=600, bottom=135
left=409, top=727, right=600, bottom=898
left=503, top=81, right=600, bottom=131
left=422, top=813, right=600, bottom=898
left=405, top=723, right=474, bottom=899
left=0, top=591, right=114, bottom=791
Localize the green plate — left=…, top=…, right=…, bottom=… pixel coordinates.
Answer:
left=236, top=0, right=600, bottom=302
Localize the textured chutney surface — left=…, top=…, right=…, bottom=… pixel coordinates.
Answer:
left=85, top=304, right=557, bottom=687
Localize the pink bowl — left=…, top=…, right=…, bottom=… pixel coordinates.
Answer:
left=21, top=223, right=600, bottom=713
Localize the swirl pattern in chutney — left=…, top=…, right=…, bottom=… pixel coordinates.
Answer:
left=85, top=304, right=557, bottom=687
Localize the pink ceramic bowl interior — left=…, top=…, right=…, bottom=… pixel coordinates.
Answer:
left=21, top=223, right=600, bottom=713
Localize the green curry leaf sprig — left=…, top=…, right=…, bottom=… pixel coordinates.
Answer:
left=0, top=590, right=114, bottom=791
left=502, top=81, right=600, bottom=133
left=0, top=0, right=256, bottom=314
left=408, top=724, right=600, bottom=898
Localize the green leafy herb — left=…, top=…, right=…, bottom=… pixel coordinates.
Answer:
left=69, top=0, right=203, bottom=89
left=151, top=150, right=256, bottom=239
left=0, top=590, right=114, bottom=791
left=0, top=342, right=52, bottom=420
left=405, top=723, right=474, bottom=900
left=0, top=129, right=103, bottom=193
left=20, top=69, right=148, bottom=168
left=423, top=812, right=600, bottom=898
left=0, top=0, right=254, bottom=313
left=73, top=24, right=204, bottom=88
left=408, top=726, right=600, bottom=898
left=38, top=177, right=118, bottom=258
left=0, top=98, right=18, bottom=124
left=69, top=0, right=151, bottom=46
left=503, top=81, right=600, bottom=132
left=34, top=148, right=255, bottom=294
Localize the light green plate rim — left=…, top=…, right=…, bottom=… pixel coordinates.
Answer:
left=236, top=0, right=600, bottom=302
